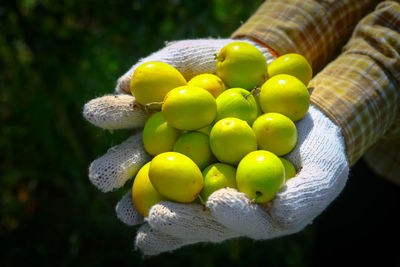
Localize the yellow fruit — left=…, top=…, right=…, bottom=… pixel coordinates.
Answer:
left=259, top=74, right=310, bottom=121
left=216, top=42, right=268, bottom=91
left=252, top=113, right=297, bottom=156
left=132, top=163, right=165, bottom=217
left=173, top=131, right=215, bottom=170
left=201, top=163, right=237, bottom=201
left=268, top=53, right=312, bottom=85
left=188, top=73, right=227, bottom=98
left=162, top=86, right=217, bottom=130
left=149, top=152, right=204, bottom=203
left=236, top=150, right=285, bottom=203
left=130, top=62, right=187, bottom=105
left=142, top=112, right=181, bottom=156
left=279, top=157, right=296, bottom=181
left=215, top=88, right=258, bottom=125
left=210, top=117, right=257, bottom=165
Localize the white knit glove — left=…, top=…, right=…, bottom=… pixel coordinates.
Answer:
left=83, top=38, right=349, bottom=256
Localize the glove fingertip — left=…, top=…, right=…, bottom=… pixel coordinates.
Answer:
left=134, top=224, right=188, bottom=256
left=115, top=71, right=133, bottom=94
left=83, top=94, right=146, bottom=130
left=88, top=133, right=150, bottom=192
left=115, top=190, right=144, bottom=226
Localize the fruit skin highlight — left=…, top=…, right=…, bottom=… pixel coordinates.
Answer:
left=216, top=42, right=268, bottom=91
left=162, top=86, right=217, bottom=130
left=149, top=152, right=204, bottom=203
left=173, top=131, right=215, bottom=170
left=259, top=74, right=310, bottom=121
left=142, top=111, right=181, bottom=156
left=252, top=113, right=297, bottom=156
left=210, top=117, right=257, bottom=165
left=188, top=73, right=227, bottom=98
left=268, top=53, right=312, bottom=85
left=215, top=88, right=258, bottom=125
left=132, top=162, right=165, bottom=217
left=236, top=150, right=285, bottom=203
left=130, top=61, right=187, bottom=105
left=280, top=157, right=296, bottom=181
left=201, top=163, right=237, bottom=201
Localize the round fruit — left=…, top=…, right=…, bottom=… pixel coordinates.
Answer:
left=149, top=152, right=203, bottom=203
left=142, top=112, right=181, bottom=156
left=216, top=42, right=268, bottom=91
left=268, top=53, right=312, bottom=85
left=188, top=73, right=227, bottom=98
left=162, top=86, right=217, bottom=130
left=215, top=88, right=258, bottom=125
left=130, top=62, right=187, bottom=105
left=201, top=163, right=237, bottom=201
left=236, top=150, right=285, bottom=203
left=132, top=162, right=165, bottom=217
left=210, top=117, right=257, bottom=165
left=259, top=74, right=310, bottom=121
left=173, top=132, right=215, bottom=170
left=252, top=113, right=297, bottom=156
left=280, top=157, right=296, bottom=181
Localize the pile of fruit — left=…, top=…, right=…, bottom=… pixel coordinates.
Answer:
left=130, top=42, right=312, bottom=217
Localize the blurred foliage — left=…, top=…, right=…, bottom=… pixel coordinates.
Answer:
left=1, top=0, right=399, bottom=266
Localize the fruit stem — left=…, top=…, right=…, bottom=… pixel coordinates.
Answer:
left=145, top=102, right=164, bottom=113
left=197, top=194, right=205, bottom=206
left=245, top=87, right=261, bottom=99
left=251, top=191, right=263, bottom=204
left=214, top=53, right=224, bottom=62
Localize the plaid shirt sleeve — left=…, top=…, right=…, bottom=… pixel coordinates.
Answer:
left=232, top=0, right=400, bottom=184
left=232, top=0, right=378, bottom=72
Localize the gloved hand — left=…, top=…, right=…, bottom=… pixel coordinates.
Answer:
left=83, top=38, right=349, bottom=256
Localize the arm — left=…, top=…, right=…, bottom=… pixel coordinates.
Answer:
left=233, top=0, right=379, bottom=72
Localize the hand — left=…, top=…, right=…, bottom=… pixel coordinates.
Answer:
left=134, top=105, right=349, bottom=255
left=83, top=38, right=275, bottom=252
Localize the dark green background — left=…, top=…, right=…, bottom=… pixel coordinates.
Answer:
left=1, top=0, right=399, bottom=266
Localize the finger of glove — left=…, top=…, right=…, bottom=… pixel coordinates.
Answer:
left=115, top=189, right=144, bottom=226
left=88, top=132, right=151, bottom=192
left=271, top=105, right=349, bottom=229
left=135, top=224, right=197, bottom=256
left=206, top=188, right=285, bottom=239
left=83, top=94, right=146, bottom=130
left=116, top=38, right=269, bottom=94
left=147, top=201, right=240, bottom=242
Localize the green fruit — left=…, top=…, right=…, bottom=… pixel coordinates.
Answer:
left=216, top=42, right=268, bottom=90
left=259, top=74, right=310, bottom=121
left=252, top=113, right=297, bottom=156
left=236, top=150, right=285, bottom=203
left=162, top=86, right=217, bottom=130
left=215, top=88, right=258, bottom=125
left=210, top=117, right=257, bottom=165
left=142, top=112, right=181, bottom=156
left=201, top=163, right=237, bottom=201
left=149, top=152, right=203, bottom=203
left=279, top=157, right=296, bottom=181
left=268, top=53, right=312, bottom=85
left=173, top=132, right=215, bottom=170
left=130, top=61, right=187, bottom=105
left=188, top=73, right=227, bottom=98
left=132, top=162, right=165, bottom=217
